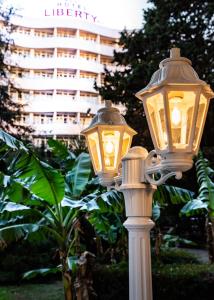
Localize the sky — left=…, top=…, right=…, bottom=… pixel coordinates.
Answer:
left=4, top=0, right=149, bottom=29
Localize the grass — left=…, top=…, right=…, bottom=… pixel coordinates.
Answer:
left=0, top=281, right=64, bottom=300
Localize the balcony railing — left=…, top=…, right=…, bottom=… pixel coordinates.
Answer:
left=11, top=33, right=115, bottom=56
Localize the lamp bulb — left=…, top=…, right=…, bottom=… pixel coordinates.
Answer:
left=104, top=141, right=114, bottom=154
left=171, top=107, right=181, bottom=126
left=105, top=157, right=111, bottom=166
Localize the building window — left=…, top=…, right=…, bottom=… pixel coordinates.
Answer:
left=57, top=29, right=75, bottom=38
left=34, top=29, right=53, bottom=37
left=34, top=50, right=53, bottom=58
left=80, top=51, right=97, bottom=61
left=57, top=50, right=76, bottom=58
left=80, top=72, right=97, bottom=79
left=33, top=113, right=53, bottom=124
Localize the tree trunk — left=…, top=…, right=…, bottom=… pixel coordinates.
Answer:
left=63, top=271, right=73, bottom=300
left=74, top=251, right=97, bottom=300
left=60, top=250, right=73, bottom=300
left=206, top=217, right=214, bottom=263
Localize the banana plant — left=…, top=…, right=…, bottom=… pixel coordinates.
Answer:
left=152, top=184, right=195, bottom=256
left=181, top=151, right=214, bottom=262
left=0, top=130, right=123, bottom=300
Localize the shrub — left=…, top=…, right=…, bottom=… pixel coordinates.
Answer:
left=93, top=250, right=214, bottom=300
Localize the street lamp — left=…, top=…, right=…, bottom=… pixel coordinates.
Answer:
left=81, top=48, right=214, bottom=300
left=136, top=48, right=213, bottom=176
left=81, top=100, right=136, bottom=186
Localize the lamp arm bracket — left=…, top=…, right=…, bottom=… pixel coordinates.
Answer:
left=142, top=150, right=182, bottom=186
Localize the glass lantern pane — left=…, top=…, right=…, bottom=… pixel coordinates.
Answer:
left=146, top=93, right=167, bottom=150
left=87, top=132, right=102, bottom=173
left=168, top=91, right=196, bottom=149
left=193, top=94, right=208, bottom=151
left=121, top=132, right=131, bottom=158
left=101, top=130, right=120, bottom=170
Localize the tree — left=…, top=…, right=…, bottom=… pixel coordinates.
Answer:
left=181, top=151, right=214, bottom=263
left=0, top=131, right=124, bottom=300
left=0, top=2, right=29, bottom=135
left=97, top=0, right=214, bottom=153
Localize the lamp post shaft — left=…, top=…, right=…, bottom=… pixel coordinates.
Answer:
left=124, top=217, right=154, bottom=300
left=120, top=147, right=156, bottom=300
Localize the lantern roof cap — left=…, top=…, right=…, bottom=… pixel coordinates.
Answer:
left=81, top=100, right=136, bottom=134
left=136, top=48, right=214, bottom=99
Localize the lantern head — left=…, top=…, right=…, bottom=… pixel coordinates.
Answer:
left=81, top=101, right=136, bottom=186
left=136, top=48, right=214, bottom=172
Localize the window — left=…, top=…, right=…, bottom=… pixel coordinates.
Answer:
left=34, top=29, right=53, bottom=37
left=57, top=29, right=75, bottom=38
left=33, top=113, right=53, bottom=124
left=80, top=51, right=97, bottom=61
left=57, top=70, right=76, bottom=78
left=34, top=50, right=53, bottom=58
left=80, top=72, right=97, bottom=79
left=57, top=50, right=75, bottom=58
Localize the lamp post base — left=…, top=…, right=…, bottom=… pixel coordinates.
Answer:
left=124, top=217, right=154, bottom=300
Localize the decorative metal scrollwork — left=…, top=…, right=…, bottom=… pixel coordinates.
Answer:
left=144, top=150, right=182, bottom=186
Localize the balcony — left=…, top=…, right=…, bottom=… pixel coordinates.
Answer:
left=13, top=77, right=97, bottom=93
left=11, top=33, right=115, bottom=56
left=22, top=95, right=102, bottom=114
left=8, top=54, right=104, bottom=73
left=33, top=122, right=85, bottom=136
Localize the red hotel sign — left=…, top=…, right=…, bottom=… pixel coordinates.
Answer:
left=44, top=1, right=97, bottom=22
left=44, top=9, right=97, bottom=22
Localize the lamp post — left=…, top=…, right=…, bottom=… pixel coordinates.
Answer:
left=82, top=48, right=214, bottom=300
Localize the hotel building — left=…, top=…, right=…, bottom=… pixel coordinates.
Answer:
left=7, top=4, right=122, bottom=146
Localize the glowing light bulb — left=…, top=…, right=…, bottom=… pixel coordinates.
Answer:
left=171, top=107, right=181, bottom=126
left=104, top=140, right=114, bottom=154
left=105, top=157, right=111, bottom=166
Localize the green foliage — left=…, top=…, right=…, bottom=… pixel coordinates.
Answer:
left=155, top=185, right=194, bottom=205
left=93, top=259, right=214, bottom=300
left=152, top=184, right=194, bottom=226
left=0, top=282, right=64, bottom=300
left=152, top=248, right=200, bottom=265
left=181, top=199, right=208, bottom=215
left=181, top=151, right=214, bottom=216
left=48, top=139, right=76, bottom=162
left=0, top=130, right=65, bottom=206
left=162, top=234, right=196, bottom=248
left=47, top=138, right=76, bottom=171
left=0, top=224, right=40, bottom=243
left=152, top=202, right=161, bottom=221
left=0, top=131, right=125, bottom=298
left=0, top=130, right=28, bottom=151
left=23, top=267, right=61, bottom=280
left=66, top=152, right=91, bottom=198
left=0, top=4, right=31, bottom=135
left=13, top=153, right=65, bottom=205
left=153, top=264, right=214, bottom=300
left=0, top=201, right=29, bottom=212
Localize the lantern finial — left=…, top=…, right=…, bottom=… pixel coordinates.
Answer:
left=105, top=100, right=112, bottom=108
left=170, top=48, right=180, bottom=58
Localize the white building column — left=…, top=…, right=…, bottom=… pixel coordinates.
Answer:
left=120, top=147, right=156, bottom=300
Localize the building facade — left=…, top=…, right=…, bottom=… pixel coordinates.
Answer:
left=8, top=13, right=121, bottom=146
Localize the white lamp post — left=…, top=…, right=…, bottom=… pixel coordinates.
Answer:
left=82, top=48, right=214, bottom=300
